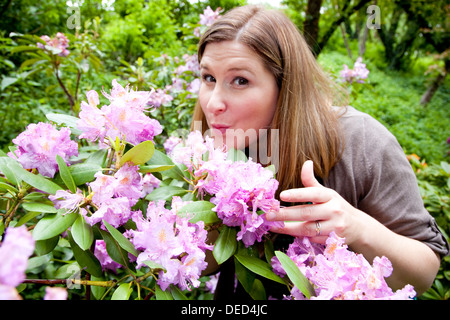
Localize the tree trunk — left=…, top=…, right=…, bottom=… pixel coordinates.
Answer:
left=303, top=0, right=323, bottom=55
left=420, top=60, right=449, bottom=106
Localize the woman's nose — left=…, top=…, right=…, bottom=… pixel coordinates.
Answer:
left=206, top=87, right=227, bottom=115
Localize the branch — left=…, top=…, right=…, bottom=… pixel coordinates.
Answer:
left=54, top=68, right=75, bottom=112
left=316, top=0, right=372, bottom=56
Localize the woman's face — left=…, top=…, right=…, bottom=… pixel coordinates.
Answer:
left=199, top=40, right=279, bottom=150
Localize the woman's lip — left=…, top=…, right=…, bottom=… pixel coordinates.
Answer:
left=211, top=125, right=230, bottom=134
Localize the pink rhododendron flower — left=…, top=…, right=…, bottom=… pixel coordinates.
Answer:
left=49, top=188, right=85, bottom=214
left=340, top=57, right=369, bottom=84
left=0, top=226, right=35, bottom=299
left=141, top=173, right=160, bottom=196
left=44, top=287, right=68, bottom=300
left=37, top=32, right=70, bottom=57
left=77, top=80, right=162, bottom=146
left=170, top=131, right=281, bottom=247
left=129, top=198, right=212, bottom=291
left=271, top=232, right=416, bottom=300
left=10, top=122, right=78, bottom=178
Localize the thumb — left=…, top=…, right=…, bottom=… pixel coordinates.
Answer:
left=301, top=160, right=322, bottom=188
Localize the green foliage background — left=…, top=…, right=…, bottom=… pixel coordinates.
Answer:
left=0, top=0, right=448, bottom=300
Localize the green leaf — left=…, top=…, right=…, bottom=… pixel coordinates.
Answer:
left=0, top=157, right=20, bottom=185
left=46, top=112, right=81, bottom=134
left=16, top=211, right=41, bottom=227
left=155, top=284, right=173, bottom=300
left=177, top=200, right=220, bottom=224
left=32, top=210, right=78, bottom=241
left=234, top=254, right=285, bottom=285
left=139, top=164, right=175, bottom=173
left=99, top=228, right=135, bottom=271
left=275, top=251, right=316, bottom=299
left=146, top=149, right=185, bottom=181
left=72, top=215, right=94, bottom=251
left=103, top=220, right=139, bottom=257
left=119, top=140, right=155, bottom=167
left=169, top=285, right=189, bottom=300
left=34, top=236, right=59, bottom=256
left=235, top=258, right=267, bottom=300
left=22, top=201, right=57, bottom=213
left=1, top=157, right=63, bottom=194
left=145, top=185, right=188, bottom=201
left=56, top=154, right=77, bottom=193
left=69, top=163, right=102, bottom=186
left=227, top=148, right=248, bottom=162
left=213, top=226, right=237, bottom=265
left=0, top=181, right=18, bottom=194
left=111, top=283, right=133, bottom=300
left=67, top=230, right=103, bottom=278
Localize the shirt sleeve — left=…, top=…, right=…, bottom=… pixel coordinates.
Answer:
left=326, top=107, right=449, bottom=257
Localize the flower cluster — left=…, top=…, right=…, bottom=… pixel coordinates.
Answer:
left=0, top=226, right=35, bottom=300
left=194, top=6, right=222, bottom=37
left=50, top=162, right=149, bottom=230
left=128, top=198, right=212, bottom=291
left=9, top=122, right=78, bottom=178
left=37, top=32, right=70, bottom=57
left=77, top=79, right=162, bottom=146
left=168, top=54, right=201, bottom=97
left=171, top=131, right=282, bottom=247
left=272, top=232, right=416, bottom=300
left=340, top=57, right=370, bottom=84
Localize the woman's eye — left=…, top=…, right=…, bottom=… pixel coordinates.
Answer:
left=233, top=77, right=248, bottom=86
left=202, top=74, right=216, bottom=83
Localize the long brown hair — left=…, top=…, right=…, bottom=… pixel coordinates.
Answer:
left=191, top=5, right=345, bottom=194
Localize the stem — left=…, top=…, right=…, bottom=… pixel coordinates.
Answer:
left=54, top=66, right=75, bottom=111
left=2, top=183, right=32, bottom=228
left=23, top=279, right=116, bottom=287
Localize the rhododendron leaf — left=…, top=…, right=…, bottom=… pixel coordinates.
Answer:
left=177, top=200, right=220, bottom=224
left=111, top=283, right=133, bottom=300
left=146, top=149, right=185, bottom=181
left=1, top=156, right=63, bottom=194
left=213, top=226, right=237, bottom=265
left=72, top=215, right=94, bottom=251
left=169, top=285, right=189, bottom=300
left=69, top=163, right=102, bottom=186
left=46, top=113, right=81, bottom=134
left=99, top=228, right=135, bottom=271
left=67, top=230, right=103, bottom=278
left=275, top=251, right=316, bottom=299
left=34, top=236, right=59, bottom=256
left=227, top=148, right=248, bottom=162
left=103, top=220, right=139, bottom=257
left=139, top=164, right=175, bottom=173
left=0, top=156, right=21, bottom=185
left=119, top=140, right=155, bottom=167
left=234, top=254, right=285, bottom=285
left=22, top=201, right=57, bottom=213
left=155, top=284, right=173, bottom=300
left=32, top=210, right=78, bottom=241
left=56, top=154, right=77, bottom=193
left=235, top=259, right=267, bottom=300
left=145, top=185, right=187, bottom=201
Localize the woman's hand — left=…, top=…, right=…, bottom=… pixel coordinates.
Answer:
left=265, top=160, right=362, bottom=245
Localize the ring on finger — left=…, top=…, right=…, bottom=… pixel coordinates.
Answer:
left=315, top=220, right=321, bottom=237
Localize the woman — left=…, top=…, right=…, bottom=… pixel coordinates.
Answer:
left=191, top=5, right=448, bottom=297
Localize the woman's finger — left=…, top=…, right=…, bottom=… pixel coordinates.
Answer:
left=266, top=203, right=328, bottom=222
left=270, top=220, right=329, bottom=240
